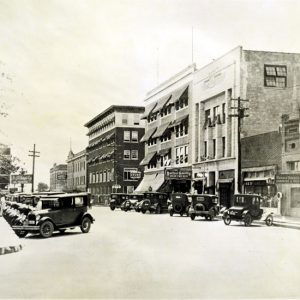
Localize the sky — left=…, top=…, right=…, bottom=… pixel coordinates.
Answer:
left=0, top=0, right=300, bottom=189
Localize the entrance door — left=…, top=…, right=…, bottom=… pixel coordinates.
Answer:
left=219, top=183, right=232, bottom=208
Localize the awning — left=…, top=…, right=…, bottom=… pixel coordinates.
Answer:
left=140, top=127, right=157, bottom=142
left=152, top=95, right=172, bottom=113
left=135, top=172, right=165, bottom=192
left=217, top=178, right=234, bottom=184
left=152, top=122, right=171, bottom=138
left=169, top=85, right=189, bottom=104
left=168, top=114, right=189, bottom=128
left=140, top=152, right=157, bottom=166
left=244, top=177, right=274, bottom=182
left=141, top=102, right=158, bottom=120
left=158, top=148, right=171, bottom=156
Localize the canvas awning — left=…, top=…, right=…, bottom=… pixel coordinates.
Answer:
left=168, top=115, right=189, bottom=128
left=140, top=152, right=157, bottom=166
left=169, top=84, right=189, bottom=104
left=158, top=148, right=171, bottom=156
left=140, top=127, right=157, bottom=142
left=152, top=122, right=171, bottom=138
left=141, top=102, right=158, bottom=120
left=134, top=172, right=165, bottom=192
left=152, top=95, right=172, bottom=113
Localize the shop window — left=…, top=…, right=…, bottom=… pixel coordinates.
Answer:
left=132, top=131, right=138, bottom=142
left=131, top=150, right=138, bottom=160
left=124, top=131, right=130, bottom=142
left=123, top=150, right=131, bottom=160
left=123, top=168, right=138, bottom=181
left=122, top=114, right=128, bottom=125
left=264, top=65, right=287, bottom=87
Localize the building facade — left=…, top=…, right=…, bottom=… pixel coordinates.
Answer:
left=49, top=163, right=67, bottom=192
left=66, top=149, right=87, bottom=192
left=85, top=105, right=145, bottom=204
left=192, top=46, right=300, bottom=207
left=0, top=144, right=11, bottom=190
left=136, top=65, right=196, bottom=194
left=279, top=112, right=300, bottom=217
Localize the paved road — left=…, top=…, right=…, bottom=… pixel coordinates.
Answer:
left=1, top=207, right=300, bottom=299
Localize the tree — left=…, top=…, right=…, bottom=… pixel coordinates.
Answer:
left=37, top=182, right=49, bottom=192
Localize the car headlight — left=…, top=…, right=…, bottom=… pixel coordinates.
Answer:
left=36, top=215, right=41, bottom=222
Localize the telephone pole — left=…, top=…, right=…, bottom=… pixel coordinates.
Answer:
left=28, top=144, right=40, bottom=193
left=229, top=97, right=249, bottom=193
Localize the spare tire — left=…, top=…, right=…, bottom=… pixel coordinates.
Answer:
left=195, top=203, right=205, bottom=211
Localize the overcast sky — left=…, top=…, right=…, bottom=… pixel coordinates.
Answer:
left=0, top=0, right=299, bottom=188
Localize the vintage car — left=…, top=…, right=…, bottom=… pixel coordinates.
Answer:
left=121, top=193, right=144, bottom=212
left=12, top=193, right=95, bottom=238
left=222, top=194, right=274, bottom=227
left=140, top=192, right=169, bottom=214
left=168, top=193, right=191, bottom=216
left=109, top=193, right=130, bottom=210
left=189, top=194, right=219, bottom=221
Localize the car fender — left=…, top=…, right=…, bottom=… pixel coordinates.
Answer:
left=82, top=212, right=95, bottom=223
left=37, top=217, right=55, bottom=227
left=168, top=204, right=173, bottom=212
left=241, top=210, right=250, bottom=217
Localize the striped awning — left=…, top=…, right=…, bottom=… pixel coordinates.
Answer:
left=140, top=127, right=157, bottom=142
left=140, top=152, right=157, bottom=166
left=168, top=115, right=189, bottom=128
left=152, top=122, right=171, bottom=138
left=141, top=102, right=158, bottom=120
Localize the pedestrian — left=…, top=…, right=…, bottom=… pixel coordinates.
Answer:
left=0, top=194, right=6, bottom=217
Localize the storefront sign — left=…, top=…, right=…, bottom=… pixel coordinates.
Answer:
left=11, top=174, right=33, bottom=184
left=130, top=171, right=141, bottom=179
left=165, top=168, right=192, bottom=180
left=244, top=180, right=268, bottom=186
left=276, top=174, right=300, bottom=184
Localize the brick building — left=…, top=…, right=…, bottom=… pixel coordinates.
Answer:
left=136, top=65, right=196, bottom=194
left=66, top=149, right=87, bottom=192
left=191, top=46, right=300, bottom=207
left=85, top=105, right=145, bottom=204
left=49, top=163, right=67, bottom=192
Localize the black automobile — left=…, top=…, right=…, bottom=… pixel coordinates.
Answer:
left=188, top=194, right=219, bottom=221
left=121, top=193, right=144, bottom=212
left=109, top=193, right=129, bottom=210
left=12, top=193, right=95, bottom=238
left=222, top=194, right=274, bottom=227
left=140, top=192, right=169, bottom=214
left=168, top=193, right=191, bottom=216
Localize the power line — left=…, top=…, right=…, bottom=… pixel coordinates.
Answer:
left=28, top=144, right=40, bottom=193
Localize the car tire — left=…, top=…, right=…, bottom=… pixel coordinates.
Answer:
left=110, top=206, right=115, bottom=211
left=40, top=220, right=54, bottom=238
left=81, top=217, right=91, bottom=233
left=223, top=215, right=231, bottom=225
left=180, top=211, right=184, bottom=217
left=170, top=209, right=174, bottom=216
left=190, top=214, right=195, bottom=220
left=265, top=215, right=273, bottom=226
left=141, top=209, right=146, bottom=214
left=15, top=230, right=27, bottom=238
left=244, top=214, right=252, bottom=227
left=186, top=205, right=190, bottom=216
left=156, top=206, right=161, bottom=214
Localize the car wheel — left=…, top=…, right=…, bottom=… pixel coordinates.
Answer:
left=244, top=214, right=252, bottom=227
left=190, top=214, right=195, bottom=220
left=223, top=215, right=231, bottom=225
left=15, top=230, right=27, bottom=238
left=156, top=206, right=161, bottom=214
left=40, top=220, right=54, bottom=238
left=81, top=217, right=91, bottom=233
left=265, top=215, right=273, bottom=226
left=169, top=209, right=174, bottom=217
left=180, top=211, right=184, bottom=216
left=141, top=209, right=146, bottom=214
left=186, top=205, right=190, bottom=216
left=110, top=206, right=115, bottom=211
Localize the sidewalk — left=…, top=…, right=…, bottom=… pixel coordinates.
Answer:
left=273, top=215, right=300, bottom=230
left=0, top=216, right=23, bottom=255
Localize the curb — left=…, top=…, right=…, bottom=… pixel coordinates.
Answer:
left=0, top=244, right=23, bottom=256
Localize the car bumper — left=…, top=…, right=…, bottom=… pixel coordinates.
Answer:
left=12, top=225, right=40, bottom=232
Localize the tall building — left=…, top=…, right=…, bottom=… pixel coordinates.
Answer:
left=49, top=163, right=67, bottom=192
left=136, top=65, right=196, bottom=193
left=0, top=144, right=12, bottom=190
left=66, top=149, right=87, bottom=192
left=192, top=46, right=300, bottom=207
left=85, top=105, right=145, bottom=204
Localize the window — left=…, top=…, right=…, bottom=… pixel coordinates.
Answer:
left=222, top=103, right=226, bottom=123
left=175, top=123, right=188, bottom=138
left=148, top=112, right=158, bottom=123
left=160, top=152, right=171, bottom=167
left=124, top=131, right=130, bottom=142
left=175, top=93, right=188, bottom=111
left=124, top=150, right=131, bottom=160
left=212, top=139, right=216, bottom=158
left=204, top=141, right=207, bottom=158
left=99, top=172, right=103, bottom=183
left=96, top=172, right=99, bottom=183
left=204, top=109, right=211, bottom=127
left=74, top=197, right=84, bottom=207
left=107, top=170, right=111, bottom=182
left=161, top=131, right=171, bottom=142
left=131, top=150, right=138, bottom=160
left=122, top=114, right=128, bottom=125
left=175, top=145, right=188, bottom=165
left=103, top=171, right=107, bottom=182
left=287, top=161, right=300, bottom=171
left=161, top=105, right=172, bottom=117
left=132, top=131, right=138, bottom=142
left=222, top=137, right=226, bottom=157
left=264, top=65, right=287, bottom=87
left=148, top=137, right=157, bottom=146
left=134, top=114, right=140, bottom=125
left=184, top=145, right=188, bottom=163
left=123, top=168, right=138, bottom=181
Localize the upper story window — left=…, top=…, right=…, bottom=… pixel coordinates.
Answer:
left=132, top=131, right=138, bottom=142
left=124, top=150, right=131, bottom=160
left=161, top=105, right=172, bottom=117
left=175, top=95, right=188, bottom=111
left=131, top=150, right=138, bottom=160
left=175, top=123, right=188, bottom=138
left=287, top=161, right=300, bottom=171
left=264, top=65, right=287, bottom=88
left=134, top=114, right=140, bottom=125
left=161, top=131, right=171, bottom=143
left=204, top=109, right=211, bottom=127
left=148, top=112, right=158, bottom=123
left=148, top=137, right=157, bottom=146
left=124, top=131, right=130, bottom=142
left=175, top=145, right=188, bottom=164
left=222, top=103, right=226, bottom=123
left=122, top=114, right=128, bottom=125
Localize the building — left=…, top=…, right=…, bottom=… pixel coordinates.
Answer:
left=0, top=144, right=12, bottom=190
left=136, top=65, right=196, bottom=194
left=279, top=112, right=300, bottom=217
left=192, top=46, right=300, bottom=207
left=66, top=149, right=87, bottom=192
left=49, top=163, right=67, bottom=192
left=85, top=105, right=145, bottom=204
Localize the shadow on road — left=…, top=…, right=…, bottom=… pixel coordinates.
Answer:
left=25, top=231, right=83, bottom=240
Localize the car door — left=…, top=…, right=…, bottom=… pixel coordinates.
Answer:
left=60, top=197, right=76, bottom=226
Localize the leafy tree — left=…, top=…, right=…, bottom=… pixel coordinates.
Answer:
left=0, top=150, right=20, bottom=189
left=37, top=182, right=49, bottom=192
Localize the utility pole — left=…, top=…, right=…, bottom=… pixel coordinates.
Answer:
left=28, top=144, right=40, bottom=193
left=229, top=97, right=249, bottom=193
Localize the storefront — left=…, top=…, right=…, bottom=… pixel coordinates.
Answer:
left=165, top=167, right=192, bottom=193
left=135, top=171, right=165, bottom=192
left=217, top=170, right=234, bottom=208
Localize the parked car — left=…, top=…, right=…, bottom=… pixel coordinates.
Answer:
left=189, top=194, right=219, bottom=221
left=168, top=193, right=191, bottom=216
left=109, top=193, right=130, bottom=210
left=12, top=193, right=94, bottom=238
left=222, top=194, right=274, bottom=227
left=140, top=192, right=169, bottom=214
left=121, top=193, right=144, bottom=212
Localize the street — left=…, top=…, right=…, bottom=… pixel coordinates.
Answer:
left=1, top=207, right=300, bottom=299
